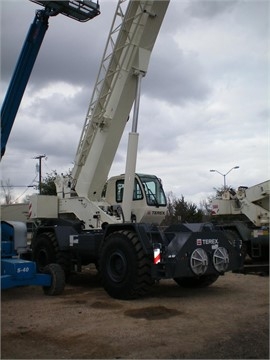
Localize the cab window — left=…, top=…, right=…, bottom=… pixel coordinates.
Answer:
left=116, top=179, right=143, bottom=202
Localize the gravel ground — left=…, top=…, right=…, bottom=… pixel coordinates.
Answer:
left=1, top=271, right=269, bottom=359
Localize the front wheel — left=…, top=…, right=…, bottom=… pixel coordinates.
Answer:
left=174, top=274, right=219, bottom=288
left=99, top=230, right=153, bottom=300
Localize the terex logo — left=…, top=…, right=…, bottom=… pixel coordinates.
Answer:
left=152, top=211, right=166, bottom=215
left=197, top=239, right=218, bottom=246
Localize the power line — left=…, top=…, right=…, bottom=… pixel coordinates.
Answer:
left=0, top=185, right=35, bottom=188
left=12, top=188, right=32, bottom=203
left=12, top=174, right=39, bottom=203
left=0, top=174, right=38, bottom=204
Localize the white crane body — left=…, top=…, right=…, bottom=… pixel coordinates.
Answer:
left=28, top=0, right=243, bottom=299
left=32, top=0, right=170, bottom=228
left=211, top=180, right=269, bottom=269
left=211, top=180, right=270, bottom=227
left=66, top=0, right=168, bottom=200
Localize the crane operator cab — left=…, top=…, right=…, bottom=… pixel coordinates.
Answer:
left=104, top=174, right=167, bottom=225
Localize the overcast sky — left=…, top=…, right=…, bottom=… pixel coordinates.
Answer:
left=1, top=0, right=269, bottom=206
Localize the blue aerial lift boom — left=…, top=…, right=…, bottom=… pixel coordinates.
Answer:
left=1, top=0, right=100, bottom=157
left=1, top=0, right=100, bottom=293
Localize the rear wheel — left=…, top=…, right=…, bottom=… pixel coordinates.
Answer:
left=174, top=274, right=219, bottom=288
left=32, top=232, right=71, bottom=275
left=100, top=230, right=153, bottom=299
left=42, top=263, right=65, bottom=296
left=32, top=232, right=57, bottom=271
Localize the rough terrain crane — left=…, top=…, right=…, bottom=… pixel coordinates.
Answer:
left=211, top=180, right=269, bottom=274
left=29, top=0, right=243, bottom=299
left=1, top=0, right=100, bottom=292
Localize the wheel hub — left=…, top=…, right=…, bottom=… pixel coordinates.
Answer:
left=213, top=247, right=230, bottom=273
left=190, top=248, right=208, bottom=276
left=107, top=251, right=127, bottom=283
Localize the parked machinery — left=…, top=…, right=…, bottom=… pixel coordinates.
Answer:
left=1, top=0, right=100, bottom=292
left=29, top=0, right=243, bottom=299
left=211, top=180, right=269, bottom=273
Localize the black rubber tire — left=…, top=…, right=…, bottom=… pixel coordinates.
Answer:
left=99, top=230, right=153, bottom=300
left=42, top=263, right=65, bottom=296
left=32, top=232, right=57, bottom=271
left=32, top=232, right=71, bottom=275
left=174, top=274, right=219, bottom=288
left=224, top=229, right=247, bottom=265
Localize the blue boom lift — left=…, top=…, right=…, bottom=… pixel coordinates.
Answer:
left=1, top=0, right=100, bottom=157
left=1, top=221, right=65, bottom=294
left=1, top=0, right=100, bottom=294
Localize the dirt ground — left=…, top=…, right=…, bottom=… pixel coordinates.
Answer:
left=1, top=270, right=269, bottom=359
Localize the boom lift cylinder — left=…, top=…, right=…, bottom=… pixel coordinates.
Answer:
left=122, top=71, right=144, bottom=222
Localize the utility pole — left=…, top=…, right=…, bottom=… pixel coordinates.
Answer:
left=34, top=154, right=46, bottom=194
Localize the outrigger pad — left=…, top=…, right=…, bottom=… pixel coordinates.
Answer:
left=30, top=0, right=100, bottom=22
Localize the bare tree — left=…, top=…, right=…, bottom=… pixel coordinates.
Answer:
left=199, top=198, right=212, bottom=221
left=1, top=179, right=14, bottom=204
